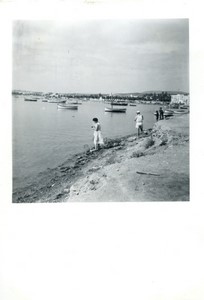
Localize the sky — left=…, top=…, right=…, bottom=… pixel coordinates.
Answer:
left=12, top=19, right=189, bottom=94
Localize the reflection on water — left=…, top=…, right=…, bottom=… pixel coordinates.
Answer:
left=13, top=96, right=161, bottom=191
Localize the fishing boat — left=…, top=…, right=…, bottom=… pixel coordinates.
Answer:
left=105, top=107, right=126, bottom=113
left=48, top=99, right=66, bottom=103
left=179, top=105, right=189, bottom=109
left=24, top=97, right=38, bottom=102
left=112, top=102, right=128, bottom=106
left=164, top=110, right=174, bottom=118
left=129, top=103, right=137, bottom=106
left=66, top=99, right=82, bottom=105
left=173, top=109, right=189, bottom=114
left=57, top=104, right=78, bottom=110
left=105, top=101, right=128, bottom=106
left=105, top=94, right=127, bottom=113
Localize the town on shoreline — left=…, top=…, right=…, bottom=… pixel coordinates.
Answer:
left=12, top=89, right=189, bottom=107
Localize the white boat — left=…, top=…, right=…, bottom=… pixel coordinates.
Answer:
left=48, top=99, right=66, bottom=103
left=173, top=109, right=189, bottom=114
left=66, top=100, right=82, bottom=105
left=57, top=104, right=78, bottom=110
left=105, top=107, right=126, bottom=113
left=105, top=96, right=127, bottom=113
left=164, top=109, right=174, bottom=114
left=164, top=110, right=174, bottom=118
left=24, top=97, right=38, bottom=102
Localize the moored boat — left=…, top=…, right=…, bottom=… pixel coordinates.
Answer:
left=173, top=109, right=189, bottom=114
left=24, top=97, right=38, bottom=101
left=179, top=105, right=189, bottom=109
left=105, top=101, right=128, bottom=106
left=57, top=104, right=78, bottom=110
left=164, top=110, right=174, bottom=118
left=48, top=99, right=66, bottom=103
left=66, top=100, right=82, bottom=105
left=164, top=109, right=174, bottom=114
left=105, top=107, right=126, bottom=113
left=113, top=102, right=128, bottom=106
left=105, top=96, right=127, bottom=113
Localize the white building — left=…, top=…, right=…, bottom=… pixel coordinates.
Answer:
left=171, top=94, right=189, bottom=105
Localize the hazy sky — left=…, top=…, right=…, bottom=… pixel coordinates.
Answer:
left=12, top=19, right=189, bottom=93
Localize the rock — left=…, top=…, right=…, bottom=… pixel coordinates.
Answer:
left=114, top=146, right=123, bottom=150
left=89, top=178, right=99, bottom=185
left=140, top=137, right=154, bottom=149
left=56, top=193, right=64, bottom=199
left=88, top=166, right=102, bottom=172
left=113, top=142, right=120, bottom=147
left=127, top=136, right=136, bottom=142
left=69, top=185, right=79, bottom=197
left=131, top=150, right=144, bottom=158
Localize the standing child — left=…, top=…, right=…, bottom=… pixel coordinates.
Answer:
left=91, top=118, right=104, bottom=151
left=155, top=110, right=159, bottom=121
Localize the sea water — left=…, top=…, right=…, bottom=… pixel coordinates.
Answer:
left=13, top=95, right=161, bottom=191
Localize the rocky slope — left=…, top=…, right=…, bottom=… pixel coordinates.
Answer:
left=67, top=114, right=189, bottom=202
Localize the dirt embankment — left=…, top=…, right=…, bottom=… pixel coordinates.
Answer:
left=67, top=114, right=189, bottom=202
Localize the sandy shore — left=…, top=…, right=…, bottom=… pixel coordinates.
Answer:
left=13, top=114, right=189, bottom=203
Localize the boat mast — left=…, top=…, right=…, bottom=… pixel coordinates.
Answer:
left=110, top=93, right=113, bottom=107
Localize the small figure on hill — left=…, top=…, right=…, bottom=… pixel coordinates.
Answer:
left=91, top=118, right=104, bottom=151
left=159, top=107, right=164, bottom=120
left=134, top=111, right=144, bottom=137
left=155, top=110, right=159, bottom=121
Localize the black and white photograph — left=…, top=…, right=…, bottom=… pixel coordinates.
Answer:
left=1, top=1, right=204, bottom=300
left=12, top=19, right=189, bottom=202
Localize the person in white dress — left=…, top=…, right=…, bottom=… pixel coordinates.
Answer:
left=91, top=118, right=104, bottom=151
left=134, top=111, right=144, bottom=137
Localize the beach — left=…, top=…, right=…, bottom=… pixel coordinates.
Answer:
left=13, top=113, right=189, bottom=202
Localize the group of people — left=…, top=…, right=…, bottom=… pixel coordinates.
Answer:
left=91, top=110, right=145, bottom=151
left=91, top=107, right=165, bottom=150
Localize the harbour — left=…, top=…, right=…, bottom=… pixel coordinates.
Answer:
left=13, top=94, right=164, bottom=193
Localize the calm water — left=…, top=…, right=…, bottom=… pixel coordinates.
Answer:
left=13, top=95, right=160, bottom=191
